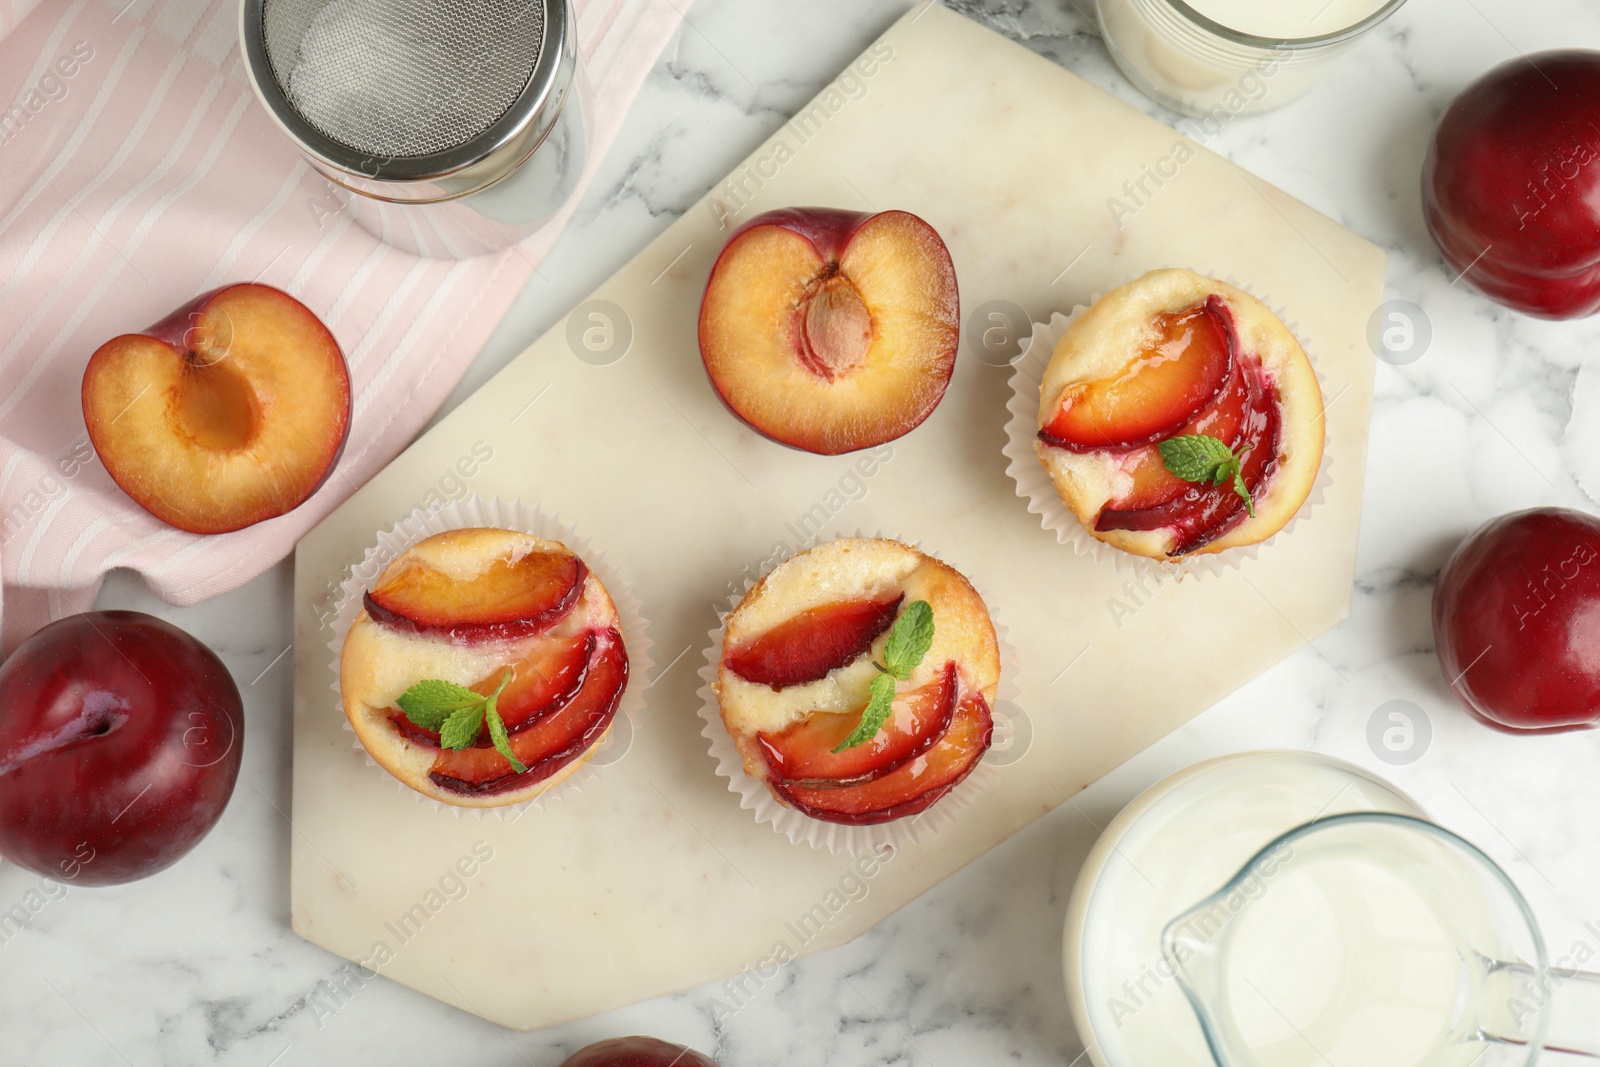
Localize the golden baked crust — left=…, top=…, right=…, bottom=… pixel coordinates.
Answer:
left=339, top=529, right=621, bottom=809
left=715, top=537, right=1000, bottom=782
left=1035, top=268, right=1323, bottom=559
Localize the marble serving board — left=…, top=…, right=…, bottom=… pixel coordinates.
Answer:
left=289, top=1, right=1386, bottom=1032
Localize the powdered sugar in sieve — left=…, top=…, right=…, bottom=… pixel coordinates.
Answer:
left=261, top=0, right=544, bottom=159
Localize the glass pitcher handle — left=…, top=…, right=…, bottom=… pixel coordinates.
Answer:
left=1480, top=960, right=1600, bottom=1058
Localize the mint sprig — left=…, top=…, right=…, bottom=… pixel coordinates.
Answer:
left=834, top=600, right=935, bottom=752
left=1158, top=434, right=1255, bottom=517
left=395, top=679, right=484, bottom=729
left=396, top=672, right=525, bottom=773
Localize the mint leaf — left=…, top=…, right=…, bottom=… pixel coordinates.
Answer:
left=882, top=599, right=935, bottom=681
left=396, top=679, right=485, bottom=731
left=439, top=702, right=486, bottom=750
left=1160, top=434, right=1258, bottom=517
left=1158, top=434, right=1237, bottom=485
left=481, top=673, right=527, bottom=774
left=834, top=673, right=899, bottom=752
left=833, top=600, right=938, bottom=751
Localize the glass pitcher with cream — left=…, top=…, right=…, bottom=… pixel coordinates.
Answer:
left=1063, top=752, right=1600, bottom=1067
left=1165, top=812, right=1600, bottom=1065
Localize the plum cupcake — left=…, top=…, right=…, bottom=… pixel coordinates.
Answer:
left=707, top=537, right=1000, bottom=846
left=338, top=516, right=637, bottom=810
left=1023, top=268, right=1324, bottom=562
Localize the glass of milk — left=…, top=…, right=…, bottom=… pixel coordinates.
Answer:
left=1095, top=0, right=1408, bottom=117
left=1163, top=812, right=1600, bottom=1066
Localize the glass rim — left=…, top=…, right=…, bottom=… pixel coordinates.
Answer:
left=1157, top=0, right=1410, bottom=49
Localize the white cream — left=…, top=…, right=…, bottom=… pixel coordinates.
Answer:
left=1185, top=0, right=1389, bottom=38
left=1096, top=0, right=1396, bottom=117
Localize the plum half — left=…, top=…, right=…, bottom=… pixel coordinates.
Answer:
left=82, top=284, right=350, bottom=534
left=699, top=207, right=960, bottom=455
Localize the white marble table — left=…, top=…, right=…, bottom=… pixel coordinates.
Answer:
left=9, top=0, right=1600, bottom=1063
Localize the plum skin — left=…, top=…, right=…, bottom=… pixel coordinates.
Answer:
left=1422, top=50, right=1600, bottom=319
left=559, top=1036, right=719, bottom=1067
left=1433, top=507, right=1600, bottom=732
left=0, top=611, right=244, bottom=885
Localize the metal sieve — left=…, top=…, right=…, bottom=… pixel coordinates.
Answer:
left=241, top=0, right=586, bottom=257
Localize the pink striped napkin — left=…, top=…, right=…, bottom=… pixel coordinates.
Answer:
left=0, top=0, right=688, bottom=652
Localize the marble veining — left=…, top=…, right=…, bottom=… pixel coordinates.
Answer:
left=6, top=0, right=1600, bottom=1064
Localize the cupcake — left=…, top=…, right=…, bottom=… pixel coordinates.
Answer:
left=1034, top=268, right=1323, bottom=560
left=339, top=528, right=628, bottom=808
left=714, top=537, right=999, bottom=826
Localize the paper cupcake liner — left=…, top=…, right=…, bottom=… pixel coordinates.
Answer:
left=326, top=495, right=653, bottom=820
left=1002, top=275, right=1335, bottom=580
left=696, top=530, right=1020, bottom=856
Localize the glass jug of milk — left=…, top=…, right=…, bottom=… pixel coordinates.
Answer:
left=1164, top=812, right=1600, bottom=1065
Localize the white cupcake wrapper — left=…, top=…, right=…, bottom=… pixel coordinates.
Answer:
left=697, top=530, right=1020, bottom=856
left=326, top=495, right=652, bottom=820
left=1002, top=275, right=1334, bottom=580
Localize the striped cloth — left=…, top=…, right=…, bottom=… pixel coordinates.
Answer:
left=0, top=0, right=687, bottom=652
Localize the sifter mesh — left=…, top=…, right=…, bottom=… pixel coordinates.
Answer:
left=261, top=0, right=544, bottom=159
